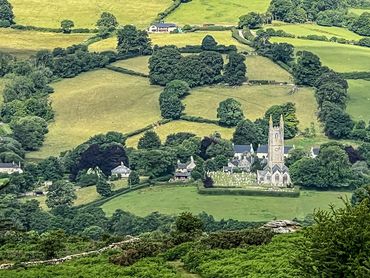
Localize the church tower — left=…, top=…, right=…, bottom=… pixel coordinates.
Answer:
left=268, top=115, right=285, bottom=168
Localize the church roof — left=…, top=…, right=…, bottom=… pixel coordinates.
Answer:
left=256, top=145, right=293, bottom=154
left=234, top=144, right=253, bottom=154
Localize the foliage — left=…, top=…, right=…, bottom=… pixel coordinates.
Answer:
left=138, top=130, right=161, bottom=150
left=223, top=52, right=246, bottom=86
left=128, top=171, right=140, bottom=186
left=217, top=98, right=244, bottom=127
left=38, top=230, right=66, bottom=259
left=159, top=91, right=184, bottom=119
left=0, top=0, right=14, bottom=25
left=96, top=12, right=118, bottom=29
left=350, top=12, right=370, bottom=35
left=293, top=51, right=324, bottom=86
left=322, top=103, right=354, bottom=139
left=117, top=25, right=152, bottom=55
left=232, top=119, right=262, bottom=146
left=46, top=180, right=77, bottom=208
left=265, top=102, right=299, bottom=139
left=238, top=12, right=264, bottom=29
left=201, top=35, right=218, bottom=50
left=163, top=80, right=190, bottom=98
left=96, top=177, right=112, bottom=197
left=60, top=19, right=74, bottom=33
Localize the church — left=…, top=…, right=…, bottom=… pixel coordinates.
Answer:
left=257, top=115, right=291, bottom=187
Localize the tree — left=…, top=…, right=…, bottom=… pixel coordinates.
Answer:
left=233, top=119, right=259, bottom=146
left=296, top=199, right=370, bottom=277
left=96, top=178, right=112, bottom=197
left=223, top=52, right=246, bottom=86
left=159, top=91, right=184, bottom=119
left=163, top=80, right=190, bottom=98
left=293, top=51, right=323, bottom=86
left=37, top=156, right=64, bottom=181
left=238, top=12, right=264, bottom=29
left=149, top=47, right=182, bottom=85
left=128, top=171, right=140, bottom=186
left=201, top=35, right=218, bottom=50
left=199, top=51, right=224, bottom=84
left=175, top=212, right=204, bottom=234
left=285, top=148, right=307, bottom=167
left=265, top=102, right=299, bottom=139
left=358, top=143, right=370, bottom=166
left=314, top=71, right=348, bottom=90
left=117, top=25, right=152, bottom=54
left=350, top=12, right=370, bottom=36
left=217, top=98, right=244, bottom=127
left=315, top=82, right=348, bottom=109
left=0, top=52, right=14, bottom=77
left=268, top=0, right=293, bottom=21
left=96, top=12, right=118, bottom=29
left=39, top=230, right=66, bottom=259
left=46, top=181, right=77, bottom=209
left=270, top=43, right=294, bottom=64
left=0, top=0, right=14, bottom=25
left=323, top=104, right=354, bottom=139
left=60, top=19, right=74, bottom=33
left=175, top=55, right=211, bottom=87
left=10, top=116, right=48, bottom=151
left=351, top=184, right=370, bottom=206
left=138, top=130, right=161, bottom=150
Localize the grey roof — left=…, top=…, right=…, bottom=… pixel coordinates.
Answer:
left=234, top=145, right=253, bottom=154
left=257, top=145, right=268, bottom=153
left=312, top=147, right=320, bottom=155
left=0, top=163, right=20, bottom=169
left=111, top=164, right=131, bottom=174
left=175, top=172, right=191, bottom=178
left=153, top=23, right=177, bottom=28
left=284, top=146, right=293, bottom=154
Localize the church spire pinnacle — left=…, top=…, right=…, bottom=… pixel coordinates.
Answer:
left=280, top=114, right=284, bottom=126
left=269, top=114, right=273, bottom=127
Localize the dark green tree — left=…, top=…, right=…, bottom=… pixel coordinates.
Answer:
left=175, top=55, right=210, bottom=87
left=117, top=25, right=152, bottom=54
left=323, top=104, right=354, bottom=139
left=128, top=170, right=140, bottom=186
left=149, top=47, right=182, bottom=85
left=96, top=177, right=112, bottom=197
left=39, top=230, right=66, bottom=259
left=265, top=102, right=299, bottom=139
left=0, top=0, right=15, bottom=25
left=159, top=92, right=184, bottom=119
left=285, top=148, right=307, bottom=167
left=46, top=181, right=77, bottom=209
left=175, top=212, right=204, bottom=234
left=224, top=52, right=246, bottom=86
left=96, top=12, right=118, bottom=29
left=350, top=12, right=370, bottom=36
left=271, top=42, right=294, bottom=64
left=238, top=12, right=264, bottom=29
left=201, top=35, right=218, bottom=50
left=60, top=19, right=74, bottom=33
left=163, top=80, right=190, bottom=98
left=199, top=51, right=224, bottom=84
left=315, top=82, right=348, bottom=109
left=0, top=52, right=15, bottom=77
left=217, top=98, right=244, bottom=127
left=232, top=119, right=260, bottom=146
left=37, top=156, right=64, bottom=181
left=137, top=130, right=161, bottom=150
left=293, top=51, right=323, bottom=86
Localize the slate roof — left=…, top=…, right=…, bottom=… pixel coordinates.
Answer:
left=111, top=163, right=131, bottom=174
left=256, top=145, right=293, bottom=154
left=175, top=172, right=191, bottom=178
left=0, top=162, right=20, bottom=169
left=312, top=147, right=320, bottom=155
left=153, top=23, right=177, bottom=28
left=233, top=145, right=253, bottom=154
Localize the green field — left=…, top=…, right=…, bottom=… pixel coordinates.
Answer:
left=125, top=120, right=234, bottom=147
left=246, top=55, right=292, bottom=81
left=347, top=79, right=370, bottom=122
left=183, top=85, right=317, bottom=129
left=101, top=184, right=351, bottom=221
left=349, top=8, right=370, bottom=16
left=0, top=28, right=90, bottom=58
left=28, top=69, right=162, bottom=159
left=166, top=0, right=270, bottom=26
left=10, top=0, right=172, bottom=28
left=267, top=22, right=363, bottom=40
left=112, top=56, right=151, bottom=74
left=89, top=31, right=252, bottom=52
left=271, top=37, right=370, bottom=72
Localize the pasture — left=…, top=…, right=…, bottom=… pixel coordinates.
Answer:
left=183, top=85, right=317, bottom=129
left=349, top=8, right=370, bottom=16
left=10, top=0, right=172, bottom=28
left=0, top=28, right=90, bottom=58
left=166, top=0, right=270, bottom=26
left=271, top=37, right=370, bottom=72
left=347, top=79, right=370, bottom=122
left=101, top=184, right=351, bottom=221
left=246, top=55, right=292, bottom=82
left=28, top=69, right=162, bottom=159
left=125, top=120, right=234, bottom=147
left=112, top=56, right=150, bottom=75
left=267, top=22, right=363, bottom=40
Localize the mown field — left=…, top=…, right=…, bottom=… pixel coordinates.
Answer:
left=347, top=79, right=370, bottom=122
left=183, top=85, right=317, bottom=129
left=166, top=0, right=270, bottom=26
left=89, top=31, right=252, bottom=52
left=0, top=28, right=90, bottom=58
left=349, top=8, right=370, bottom=16
left=101, top=184, right=351, bottom=221
left=271, top=37, right=370, bottom=72
left=125, top=120, right=234, bottom=147
left=28, top=69, right=162, bottom=159
left=267, top=22, right=363, bottom=40
left=10, top=0, right=171, bottom=28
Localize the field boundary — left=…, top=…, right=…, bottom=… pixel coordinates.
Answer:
left=105, top=65, right=149, bottom=78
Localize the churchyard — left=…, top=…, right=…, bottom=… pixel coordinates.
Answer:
left=209, top=171, right=257, bottom=188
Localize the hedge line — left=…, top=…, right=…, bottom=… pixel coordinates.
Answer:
left=185, top=25, right=233, bottom=32
left=153, top=0, right=182, bottom=23
left=124, top=119, right=173, bottom=139
left=105, top=65, right=149, bottom=78
left=340, top=71, right=370, bottom=79
left=197, top=185, right=301, bottom=198
left=10, top=24, right=98, bottom=33
left=178, top=44, right=237, bottom=54
left=231, top=27, right=253, bottom=47
left=248, top=80, right=289, bottom=85
left=180, top=115, right=219, bottom=125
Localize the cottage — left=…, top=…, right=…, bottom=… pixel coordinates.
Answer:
left=223, top=156, right=253, bottom=173
left=148, top=22, right=177, bottom=33
left=111, top=162, right=131, bottom=178
left=0, top=162, right=23, bottom=174
left=310, top=147, right=320, bottom=158
left=174, top=156, right=196, bottom=181
left=233, top=144, right=254, bottom=159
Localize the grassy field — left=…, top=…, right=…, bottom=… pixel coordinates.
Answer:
left=183, top=85, right=317, bottom=129
left=0, top=28, right=90, bottom=58
left=271, top=37, right=370, bottom=72
left=112, top=56, right=150, bottom=74
left=347, top=79, right=370, bottom=122
left=28, top=69, right=162, bottom=159
left=166, top=0, right=270, bottom=26
left=246, top=55, right=292, bottom=81
left=10, top=0, right=172, bottom=28
left=89, top=31, right=252, bottom=52
left=101, top=184, right=351, bottom=221
left=349, top=8, right=370, bottom=16
left=125, top=120, right=234, bottom=147
left=267, top=22, right=363, bottom=40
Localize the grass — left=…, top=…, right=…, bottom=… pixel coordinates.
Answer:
left=125, top=120, right=235, bottom=147
left=246, top=55, right=292, bottom=82
left=27, top=69, right=162, bottom=159
left=349, top=8, right=370, bottom=16
left=101, top=184, right=351, bottom=221
left=183, top=85, right=317, bottom=129
left=286, top=134, right=359, bottom=150
left=89, top=31, right=253, bottom=52
left=267, top=22, right=363, bottom=40
left=271, top=37, right=370, bottom=73
left=112, top=56, right=150, bottom=74
left=10, top=0, right=172, bottom=28
left=0, top=28, right=90, bottom=58
left=166, top=0, right=270, bottom=26
left=347, top=79, right=370, bottom=122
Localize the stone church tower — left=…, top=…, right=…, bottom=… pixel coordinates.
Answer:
left=268, top=115, right=285, bottom=169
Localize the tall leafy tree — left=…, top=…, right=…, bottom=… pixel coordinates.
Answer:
left=223, top=52, right=246, bottom=86
left=238, top=12, right=264, bottom=29
left=117, top=25, right=152, bottom=54
left=60, top=19, right=74, bottom=33
left=159, top=93, right=184, bottom=119
left=323, top=104, right=354, bottom=139
left=293, top=51, right=324, bottom=86
left=199, top=51, right=224, bottom=84
left=96, top=12, right=118, bottom=29
left=0, top=0, right=15, bottom=25
left=163, top=80, right=190, bottom=98
left=138, top=130, right=161, bottom=150
left=217, top=98, right=244, bottom=127
left=233, top=119, right=261, bottom=146
left=96, top=177, right=112, bottom=197
left=315, top=82, right=348, bottom=109
left=201, top=35, right=218, bottom=50
left=46, top=181, right=77, bottom=209
left=149, top=47, right=182, bottom=85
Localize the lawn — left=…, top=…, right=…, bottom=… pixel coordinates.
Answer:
left=89, top=31, right=252, bottom=52
left=246, top=55, right=292, bottom=82
left=10, top=0, right=172, bottom=28
left=183, top=85, right=317, bottom=129
left=125, top=120, right=235, bottom=147
left=112, top=56, right=150, bottom=74
left=270, top=37, right=370, bottom=73
left=347, top=79, right=370, bottom=122
left=166, top=0, right=270, bottom=26
left=101, top=184, right=351, bottom=221
left=28, top=69, right=162, bottom=159
left=267, top=22, right=363, bottom=40
left=0, top=28, right=90, bottom=58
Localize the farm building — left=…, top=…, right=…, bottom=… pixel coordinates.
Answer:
left=174, top=156, right=196, bottom=181
left=148, top=22, right=177, bottom=33
left=0, top=162, right=23, bottom=174
left=111, top=162, right=131, bottom=178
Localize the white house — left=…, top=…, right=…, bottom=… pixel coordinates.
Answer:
left=111, top=162, right=131, bottom=178
left=0, top=162, right=23, bottom=174
left=148, top=22, right=177, bottom=33
left=310, top=147, right=320, bottom=158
